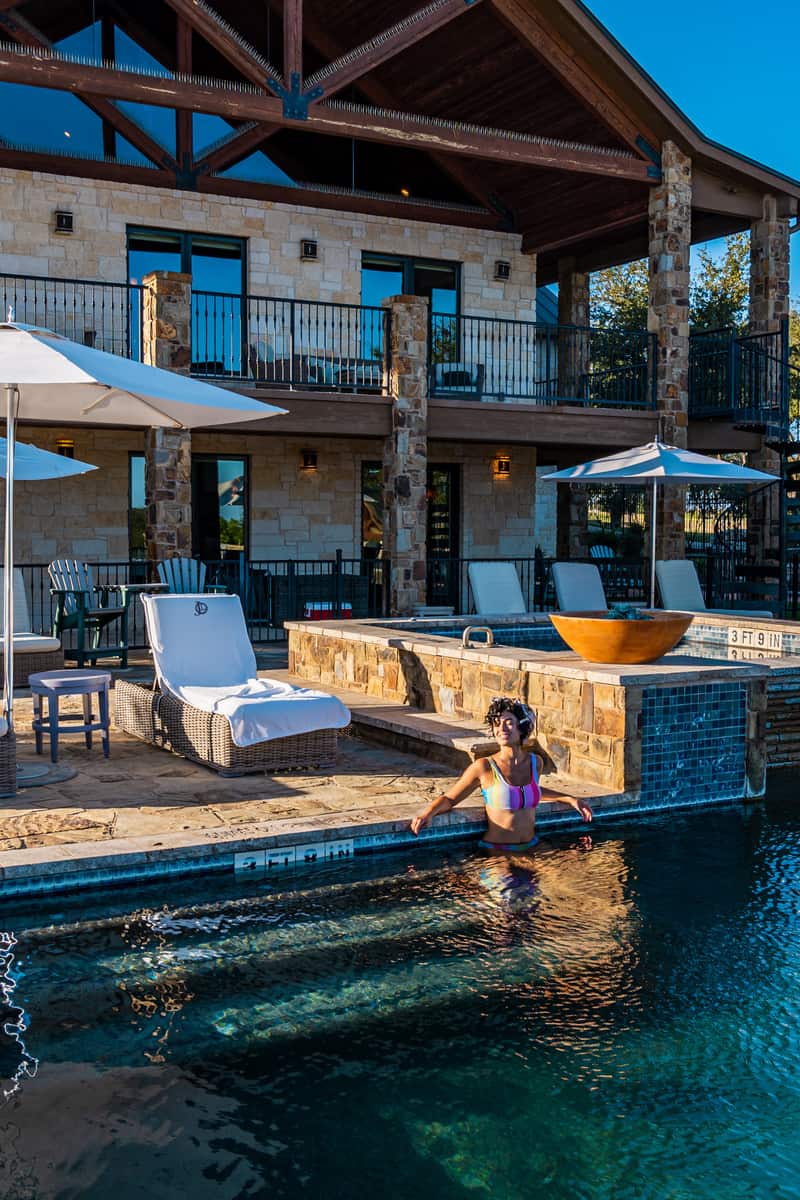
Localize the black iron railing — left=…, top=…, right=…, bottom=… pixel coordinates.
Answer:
left=428, top=313, right=656, bottom=407
left=192, top=291, right=389, bottom=392
left=0, top=272, right=144, bottom=359
left=12, top=555, right=391, bottom=651
left=689, top=324, right=791, bottom=440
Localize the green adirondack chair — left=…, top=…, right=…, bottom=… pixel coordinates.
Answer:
left=48, top=560, right=131, bottom=668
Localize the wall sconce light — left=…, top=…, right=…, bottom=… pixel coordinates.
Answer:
left=300, top=448, right=318, bottom=471
left=56, top=438, right=75, bottom=459
left=494, top=259, right=511, bottom=281
left=493, top=455, right=511, bottom=479
left=300, top=238, right=318, bottom=261
left=54, top=209, right=74, bottom=235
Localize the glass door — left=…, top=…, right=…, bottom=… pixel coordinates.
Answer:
left=191, top=455, right=247, bottom=565
left=426, top=464, right=460, bottom=608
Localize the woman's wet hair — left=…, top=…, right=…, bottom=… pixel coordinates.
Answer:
left=485, top=696, right=535, bottom=740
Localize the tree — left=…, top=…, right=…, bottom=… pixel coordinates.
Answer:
left=591, top=232, right=750, bottom=332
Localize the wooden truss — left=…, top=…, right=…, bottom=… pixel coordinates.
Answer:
left=0, top=0, right=661, bottom=222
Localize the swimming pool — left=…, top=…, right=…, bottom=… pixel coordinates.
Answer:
left=3, top=780, right=800, bottom=1199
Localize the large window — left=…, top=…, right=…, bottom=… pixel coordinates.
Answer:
left=361, top=254, right=459, bottom=315
left=128, top=452, right=248, bottom=562
left=127, top=228, right=246, bottom=372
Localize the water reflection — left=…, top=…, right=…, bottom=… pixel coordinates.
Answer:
left=0, top=931, right=38, bottom=1103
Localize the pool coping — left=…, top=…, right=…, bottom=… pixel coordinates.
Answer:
left=0, top=792, right=637, bottom=899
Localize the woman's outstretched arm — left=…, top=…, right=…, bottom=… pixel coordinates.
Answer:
left=410, top=759, right=485, bottom=835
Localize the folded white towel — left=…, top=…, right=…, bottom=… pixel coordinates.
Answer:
left=142, top=593, right=350, bottom=747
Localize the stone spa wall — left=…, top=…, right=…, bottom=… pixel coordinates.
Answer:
left=288, top=619, right=769, bottom=806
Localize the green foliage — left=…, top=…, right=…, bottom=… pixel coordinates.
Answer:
left=219, top=515, right=244, bottom=549
left=591, top=233, right=751, bottom=332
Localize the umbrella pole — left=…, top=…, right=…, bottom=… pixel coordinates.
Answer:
left=649, top=478, right=658, bottom=609
left=3, top=383, right=16, bottom=732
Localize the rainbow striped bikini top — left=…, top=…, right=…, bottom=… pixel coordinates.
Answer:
left=481, top=757, right=541, bottom=812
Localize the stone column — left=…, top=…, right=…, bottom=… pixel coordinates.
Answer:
left=142, top=271, right=193, bottom=563
left=746, top=196, right=790, bottom=562
left=555, top=258, right=591, bottom=561
left=382, top=294, right=429, bottom=615
left=557, top=256, right=590, bottom=399
left=648, top=140, right=692, bottom=561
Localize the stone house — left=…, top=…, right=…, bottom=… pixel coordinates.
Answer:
left=0, top=0, right=796, bottom=620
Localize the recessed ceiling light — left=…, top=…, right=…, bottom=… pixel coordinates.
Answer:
left=400, top=187, right=410, bottom=198
left=63, top=130, right=71, bottom=138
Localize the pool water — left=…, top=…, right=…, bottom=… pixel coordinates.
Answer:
left=3, top=781, right=800, bottom=1200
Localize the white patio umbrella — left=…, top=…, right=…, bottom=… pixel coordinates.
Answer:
left=0, top=321, right=286, bottom=747
left=543, top=439, right=779, bottom=608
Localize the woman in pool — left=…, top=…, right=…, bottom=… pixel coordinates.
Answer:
left=409, top=696, right=593, bottom=850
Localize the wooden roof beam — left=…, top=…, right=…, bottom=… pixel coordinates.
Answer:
left=175, top=16, right=193, bottom=172
left=194, top=121, right=275, bottom=174
left=304, top=0, right=484, bottom=100
left=0, top=49, right=658, bottom=181
left=283, top=0, right=302, bottom=85
left=490, top=0, right=657, bottom=161
left=161, top=0, right=282, bottom=92
left=523, top=204, right=648, bottom=255
left=0, top=12, right=179, bottom=172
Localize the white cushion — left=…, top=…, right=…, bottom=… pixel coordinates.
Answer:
left=552, top=563, right=608, bottom=612
left=0, top=567, right=32, bottom=630
left=0, top=717, right=7, bottom=737
left=0, top=633, right=61, bottom=653
left=468, top=562, right=526, bottom=615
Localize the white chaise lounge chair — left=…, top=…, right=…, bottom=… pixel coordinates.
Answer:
left=115, top=593, right=350, bottom=775
left=655, top=560, right=774, bottom=618
left=552, top=562, right=608, bottom=612
left=0, top=567, right=63, bottom=686
left=468, top=562, right=527, bottom=615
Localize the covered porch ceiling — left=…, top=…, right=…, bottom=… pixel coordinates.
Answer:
left=0, top=0, right=798, bottom=278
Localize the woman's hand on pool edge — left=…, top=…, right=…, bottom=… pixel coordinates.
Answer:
left=576, top=798, right=594, bottom=822
left=410, top=811, right=430, bottom=836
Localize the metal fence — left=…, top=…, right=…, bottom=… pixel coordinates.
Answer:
left=428, top=313, right=655, bottom=407
left=0, top=272, right=144, bottom=359
left=689, top=324, right=790, bottom=439
left=12, top=555, right=391, bottom=652
left=192, top=292, right=389, bottom=391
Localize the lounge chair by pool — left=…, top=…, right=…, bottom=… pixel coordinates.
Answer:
left=552, top=562, right=608, bottom=612
left=116, top=593, right=350, bottom=775
left=655, top=560, right=774, bottom=618
left=468, top=562, right=527, bottom=615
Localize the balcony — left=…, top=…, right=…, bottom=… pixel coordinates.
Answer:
left=0, top=273, right=793, bottom=430
left=429, top=313, right=656, bottom=408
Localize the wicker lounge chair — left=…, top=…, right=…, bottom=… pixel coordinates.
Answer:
left=0, top=567, right=64, bottom=686
left=115, top=593, right=350, bottom=776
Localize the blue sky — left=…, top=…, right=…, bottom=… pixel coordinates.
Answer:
left=586, top=0, right=799, bottom=298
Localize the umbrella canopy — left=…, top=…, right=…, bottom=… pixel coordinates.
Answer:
left=0, top=323, right=287, bottom=760
left=543, top=440, right=777, bottom=487
left=0, top=323, right=286, bottom=426
left=0, top=438, right=97, bottom=481
left=543, top=439, right=779, bottom=607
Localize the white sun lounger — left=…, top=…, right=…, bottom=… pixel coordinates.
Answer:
left=115, top=593, right=350, bottom=775
left=655, top=560, right=774, bottom=618
left=467, top=562, right=527, bottom=614
left=552, top=562, right=608, bottom=612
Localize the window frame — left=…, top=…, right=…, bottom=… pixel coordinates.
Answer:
left=191, top=452, right=250, bottom=561
left=361, top=252, right=461, bottom=314
left=126, top=226, right=247, bottom=298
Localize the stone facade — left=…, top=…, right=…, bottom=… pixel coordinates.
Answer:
left=0, top=168, right=535, bottom=321
left=383, top=295, right=429, bottom=615
left=648, top=140, right=692, bottom=561
left=141, top=270, right=191, bottom=373
left=145, top=428, right=192, bottom=562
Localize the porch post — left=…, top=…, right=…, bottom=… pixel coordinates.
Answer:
left=382, top=294, right=429, bottom=616
left=142, top=271, right=193, bottom=564
left=648, top=140, right=692, bottom=563
left=746, top=196, right=790, bottom=564
left=556, top=258, right=590, bottom=559
left=557, top=256, right=590, bottom=398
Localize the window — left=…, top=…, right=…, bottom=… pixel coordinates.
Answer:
left=129, top=453, right=146, bottom=560
left=361, top=254, right=459, bottom=315
left=362, top=461, right=383, bottom=556
left=192, top=456, right=248, bottom=561
left=127, top=228, right=246, bottom=373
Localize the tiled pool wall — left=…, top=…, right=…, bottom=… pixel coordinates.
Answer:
left=640, top=682, right=749, bottom=807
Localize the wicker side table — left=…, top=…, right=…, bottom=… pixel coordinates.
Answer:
left=29, top=669, right=112, bottom=764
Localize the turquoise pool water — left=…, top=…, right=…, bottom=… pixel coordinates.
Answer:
left=3, top=781, right=800, bottom=1199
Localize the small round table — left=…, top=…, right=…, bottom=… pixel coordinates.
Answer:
left=29, top=669, right=112, bottom=764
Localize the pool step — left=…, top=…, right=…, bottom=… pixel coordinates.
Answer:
left=766, top=671, right=800, bottom=768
